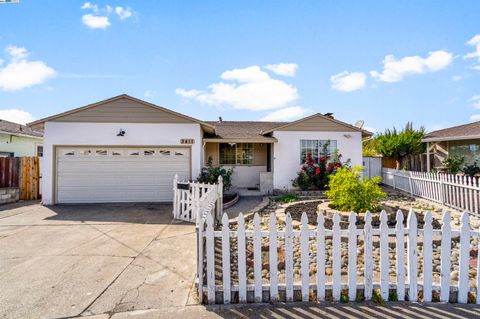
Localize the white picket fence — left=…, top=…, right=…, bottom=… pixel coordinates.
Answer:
left=172, top=175, right=223, bottom=224
left=382, top=168, right=480, bottom=215
left=197, top=209, right=480, bottom=305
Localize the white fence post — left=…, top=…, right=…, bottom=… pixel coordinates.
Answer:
left=348, top=212, right=357, bottom=302
left=221, top=214, right=231, bottom=304
left=423, top=211, right=433, bottom=302
left=458, top=211, right=470, bottom=304
left=253, top=213, right=262, bottom=303
left=395, top=210, right=405, bottom=301
left=440, top=211, right=451, bottom=302
left=300, top=213, right=310, bottom=302
left=407, top=209, right=418, bottom=302
left=379, top=210, right=389, bottom=301
left=206, top=213, right=215, bottom=304
left=172, top=174, right=178, bottom=218
left=316, top=213, right=326, bottom=301
left=285, top=213, right=294, bottom=302
left=364, top=211, right=373, bottom=300
left=332, top=213, right=341, bottom=301
left=237, top=213, right=247, bottom=303
left=269, top=212, right=279, bottom=301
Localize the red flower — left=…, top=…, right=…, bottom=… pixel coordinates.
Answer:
left=315, top=168, right=320, bottom=174
left=310, top=162, right=314, bottom=165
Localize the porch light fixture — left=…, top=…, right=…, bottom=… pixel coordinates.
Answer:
left=117, top=129, right=126, bottom=137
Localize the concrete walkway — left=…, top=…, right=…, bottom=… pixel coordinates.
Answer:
left=224, top=196, right=264, bottom=219
left=0, top=202, right=198, bottom=319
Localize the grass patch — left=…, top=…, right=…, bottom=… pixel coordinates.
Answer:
left=273, top=194, right=298, bottom=203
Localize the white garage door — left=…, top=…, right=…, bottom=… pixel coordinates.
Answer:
left=56, top=147, right=190, bottom=203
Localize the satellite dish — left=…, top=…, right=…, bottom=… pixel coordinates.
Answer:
left=354, top=120, right=364, bottom=129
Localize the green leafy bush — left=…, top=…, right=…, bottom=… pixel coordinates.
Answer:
left=463, top=161, right=480, bottom=177
left=325, top=166, right=386, bottom=213
left=197, top=157, right=234, bottom=192
left=443, top=155, right=464, bottom=174
left=274, top=194, right=298, bottom=203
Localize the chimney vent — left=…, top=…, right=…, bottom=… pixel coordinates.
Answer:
left=218, top=116, right=223, bottom=122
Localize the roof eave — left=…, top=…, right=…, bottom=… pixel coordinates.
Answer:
left=203, top=137, right=278, bottom=143
left=422, top=135, right=480, bottom=142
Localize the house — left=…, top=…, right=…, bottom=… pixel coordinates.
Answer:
left=28, top=94, right=369, bottom=205
left=422, top=121, right=480, bottom=171
left=0, top=119, right=43, bottom=157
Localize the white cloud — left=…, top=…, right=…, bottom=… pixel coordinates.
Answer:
left=81, top=2, right=98, bottom=12
left=175, top=88, right=201, bottom=98
left=81, top=3, right=134, bottom=29
left=470, top=114, right=480, bottom=121
left=370, top=50, right=453, bottom=83
left=261, top=106, right=308, bottom=121
left=0, top=46, right=56, bottom=91
left=330, top=71, right=367, bottom=92
left=464, top=34, right=480, bottom=70
left=264, top=63, right=298, bottom=77
left=176, top=65, right=298, bottom=111
left=0, top=109, right=35, bottom=124
left=115, top=6, right=133, bottom=20
left=82, top=14, right=110, bottom=29
left=470, top=95, right=480, bottom=109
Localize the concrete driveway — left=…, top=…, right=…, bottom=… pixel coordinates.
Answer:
left=0, top=201, right=198, bottom=319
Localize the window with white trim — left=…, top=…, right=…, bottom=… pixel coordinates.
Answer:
left=300, top=140, right=337, bottom=163
left=219, top=143, right=253, bottom=165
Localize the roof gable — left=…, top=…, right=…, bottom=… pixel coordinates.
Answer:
left=423, top=120, right=480, bottom=142
left=29, top=94, right=214, bottom=132
left=261, top=113, right=364, bottom=134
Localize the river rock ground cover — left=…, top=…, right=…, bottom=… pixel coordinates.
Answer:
left=213, top=187, right=480, bottom=298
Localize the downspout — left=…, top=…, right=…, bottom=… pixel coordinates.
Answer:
left=426, top=142, right=431, bottom=172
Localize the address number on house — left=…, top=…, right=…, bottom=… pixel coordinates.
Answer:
left=180, top=138, right=195, bottom=144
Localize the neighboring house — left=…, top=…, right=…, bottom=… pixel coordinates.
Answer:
left=29, top=94, right=369, bottom=205
left=0, top=119, right=43, bottom=157
left=422, top=121, right=480, bottom=171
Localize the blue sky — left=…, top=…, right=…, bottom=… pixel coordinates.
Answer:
left=0, top=1, right=479, bottom=133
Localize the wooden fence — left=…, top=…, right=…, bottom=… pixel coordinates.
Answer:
left=198, top=210, right=479, bottom=305
left=172, top=175, right=223, bottom=224
left=0, top=157, right=40, bottom=200
left=382, top=168, right=480, bottom=215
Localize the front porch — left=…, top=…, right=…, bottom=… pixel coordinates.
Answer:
left=203, top=140, right=274, bottom=195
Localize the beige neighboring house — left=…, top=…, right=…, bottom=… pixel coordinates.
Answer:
left=0, top=119, right=43, bottom=158
left=422, top=121, right=480, bottom=171
left=28, top=94, right=370, bottom=204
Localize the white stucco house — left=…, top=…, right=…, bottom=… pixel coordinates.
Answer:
left=29, top=94, right=370, bottom=205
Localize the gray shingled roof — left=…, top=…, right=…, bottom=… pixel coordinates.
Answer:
left=0, top=119, right=43, bottom=138
left=205, top=121, right=286, bottom=139
left=423, top=121, right=480, bottom=141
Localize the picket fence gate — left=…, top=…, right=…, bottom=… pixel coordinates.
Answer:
left=172, top=175, right=223, bottom=224
left=382, top=168, right=480, bottom=215
left=197, top=209, right=480, bottom=305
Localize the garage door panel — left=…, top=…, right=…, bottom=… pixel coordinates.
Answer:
left=56, top=147, right=191, bottom=203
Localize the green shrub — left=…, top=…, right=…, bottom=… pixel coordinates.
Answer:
left=197, top=157, right=234, bottom=192
left=274, top=194, right=298, bottom=203
left=443, top=155, right=464, bottom=174
left=463, top=161, right=480, bottom=177
left=325, top=166, right=386, bottom=213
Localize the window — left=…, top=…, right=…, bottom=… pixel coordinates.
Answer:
left=219, top=143, right=253, bottom=165
left=36, top=145, right=43, bottom=157
left=300, top=140, right=337, bottom=163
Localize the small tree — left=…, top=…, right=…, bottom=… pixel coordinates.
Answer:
left=325, top=166, right=386, bottom=213
left=197, top=157, right=234, bottom=192
left=375, top=122, right=426, bottom=169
